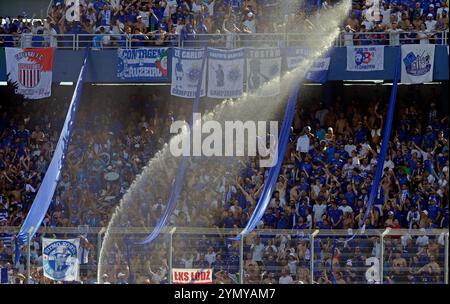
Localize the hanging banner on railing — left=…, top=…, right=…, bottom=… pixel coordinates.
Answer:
left=401, top=44, right=435, bottom=84
left=5, top=48, right=54, bottom=99
left=117, top=48, right=169, bottom=81
left=172, top=268, right=213, bottom=284
left=42, top=238, right=80, bottom=282
left=346, top=46, right=384, bottom=71
left=171, top=48, right=207, bottom=98
left=246, top=48, right=281, bottom=97
left=286, top=47, right=330, bottom=83
left=207, top=48, right=245, bottom=99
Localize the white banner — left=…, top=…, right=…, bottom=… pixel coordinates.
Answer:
left=207, top=48, right=245, bottom=99
left=246, top=48, right=281, bottom=97
left=5, top=48, right=54, bottom=99
left=42, top=238, right=80, bottom=282
left=172, top=268, right=213, bottom=284
left=171, top=48, right=207, bottom=98
left=346, top=46, right=384, bottom=71
left=401, top=44, right=435, bottom=84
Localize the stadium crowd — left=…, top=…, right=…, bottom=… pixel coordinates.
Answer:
left=2, top=84, right=447, bottom=284
left=0, top=0, right=448, bottom=48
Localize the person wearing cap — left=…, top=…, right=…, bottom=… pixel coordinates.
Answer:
left=425, top=12, right=437, bottom=31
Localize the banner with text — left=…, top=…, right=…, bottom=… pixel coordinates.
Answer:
left=207, top=48, right=245, bottom=99
left=5, top=48, right=54, bottom=99
left=42, top=238, right=80, bottom=282
left=246, top=48, right=281, bottom=97
left=401, top=44, right=435, bottom=84
left=117, top=48, right=169, bottom=81
left=171, top=48, right=207, bottom=98
left=286, top=47, right=330, bottom=83
left=172, top=268, right=213, bottom=284
left=346, top=46, right=384, bottom=71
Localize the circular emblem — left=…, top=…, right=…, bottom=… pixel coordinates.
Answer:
left=227, top=67, right=241, bottom=83
left=188, top=66, right=201, bottom=82
left=269, top=64, right=279, bottom=76
left=43, top=240, right=78, bottom=280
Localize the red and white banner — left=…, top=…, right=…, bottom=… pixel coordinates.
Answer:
left=5, top=48, right=54, bottom=99
left=172, top=268, right=213, bottom=284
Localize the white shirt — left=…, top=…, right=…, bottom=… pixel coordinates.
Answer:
left=279, top=275, right=294, bottom=284
left=205, top=252, right=216, bottom=266
left=313, top=204, right=327, bottom=222
left=344, top=144, right=356, bottom=156
left=437, top=7, right=449, bottom=18
left=251, top=243, right=265, bottom=262
left=380, top=8, right=391, bottom=25
left=425, top=20, right=437, bottom=31
left=139, top=11, right=150, bottom=28
left=388, top=28, right=402, bottom=46
left=416, top=235, right=429, bottom=247
left=296, top=135, right=310, bottom=153
left=362, top=20, right=374, bottom=30
left=343, top=31, right=354, bottom=46
left=339, top=205, right=354, bottom=214
left=243, top=18, right=256, bottom=33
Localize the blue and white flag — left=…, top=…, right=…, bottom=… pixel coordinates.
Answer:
left=207, top=48, right=245, bottom=99
left=346, top=46, right=384, bottom=71
left=42, top=238, right=80, bottom=282
left=286, top=47, right=330, bottom=83
left=171, top=48, right=207, bottom=98
left=246, top=48, right=281, bottom=97
left=401, top=44, right=435, bottom=84
left=117, top=48, right=169, bottom=81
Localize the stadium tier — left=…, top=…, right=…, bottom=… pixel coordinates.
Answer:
left=0, top=0, right=448, bottom=287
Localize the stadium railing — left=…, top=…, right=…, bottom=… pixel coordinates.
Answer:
left=1, top=31, right=448, bottom=50
left=0, top=226, right=448, bottom=284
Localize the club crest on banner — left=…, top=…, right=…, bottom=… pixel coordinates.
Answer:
left=5, top=48, right=54, bottom=99
left=18, top=63, right=41, bottom=88
left=403, top=51, right=431, bottom=77
left=354, top=49, right=373, bottom=66
left=43, top=238, right=80, bottom=281
left=400, top=45, right=435, bottom=84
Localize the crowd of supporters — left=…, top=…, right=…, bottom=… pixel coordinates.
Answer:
left=1, top=84, right=448, bottom=283
left=1, top=0, right=448, bottom=48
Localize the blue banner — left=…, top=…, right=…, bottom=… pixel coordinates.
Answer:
left=15, top=49, right=90, bottom=264
left=117, top=48, right=169, bottom=81
left=137, top=48, right=207, bottom=245
left=232, top=79, right=301, bottom=240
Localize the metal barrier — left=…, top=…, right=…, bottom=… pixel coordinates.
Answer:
left=1, top=31, right=448, bottom=50
left=0, top=226, right=447, bottom=284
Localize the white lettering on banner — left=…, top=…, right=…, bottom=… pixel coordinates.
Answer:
left=365, top=257, right=381, bottom=283
left=65, top=0, right=81, bottom=22
left=365, top=0, right=381, bottom=22
left=172, top=269, right=213, bottom=284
